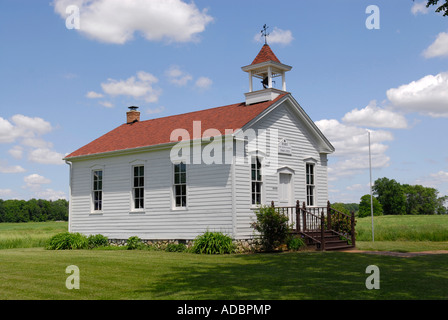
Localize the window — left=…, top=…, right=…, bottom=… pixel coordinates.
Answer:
left=92, top=170, right=103, bottom=211
left=306, top=163, right=315, bottom=206
left=133, top=166, right=144, bottom=210
left=174, top=162, right=187, bottom=208
left=251, top=157, right=262, bottom=205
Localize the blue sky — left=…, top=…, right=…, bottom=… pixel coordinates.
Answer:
left=0, top=0, right=447, bottom=203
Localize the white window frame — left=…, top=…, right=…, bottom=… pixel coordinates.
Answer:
left=172, top=161, right=188, bottom=210
left=91, top=167, right=104, bottom=214
left=131, top=165, right=145, bottom=212
left=251, top=156, right=263, bottom=207
left=306, top=163, right=315, bottom=207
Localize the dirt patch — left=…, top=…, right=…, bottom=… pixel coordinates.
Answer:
left=340, top=249, right=448, bottom=258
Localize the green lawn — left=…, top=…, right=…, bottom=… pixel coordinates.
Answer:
left=0, top=248, right=447, bottom=300
left=1, top=217, right=448, bottom=300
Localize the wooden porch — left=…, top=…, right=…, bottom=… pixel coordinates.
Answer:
left=271, top=200, right=356, bottom=251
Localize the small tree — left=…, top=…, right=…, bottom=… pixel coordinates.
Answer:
left=251, top=205, right=290, bottom=252
left=358, top=194, right=383, bottom=218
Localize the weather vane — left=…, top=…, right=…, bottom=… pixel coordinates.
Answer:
left=260, top=24, right=269, bottom=44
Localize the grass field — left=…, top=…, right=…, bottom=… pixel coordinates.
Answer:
left=0, top=221, right=67, bottom=249
left=355, top=215, right=448, bottom=252
left=0, top=216, right=448, bottom=300
left=356, top=215, right=448, bottom=241
left=1, top=248, right=447, bottom=300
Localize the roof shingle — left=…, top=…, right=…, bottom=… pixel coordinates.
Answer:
left=65, top=94, right=286, bottom=159
left=251, top=44, right=281, bottom=65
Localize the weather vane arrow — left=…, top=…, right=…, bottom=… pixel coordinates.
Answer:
left=261, top=24, right=269, bottom=44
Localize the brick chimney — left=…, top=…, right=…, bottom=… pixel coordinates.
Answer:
left=127, top=106, right=140, bottom=124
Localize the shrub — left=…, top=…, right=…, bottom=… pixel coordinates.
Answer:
left=87, top=234, right=109, bottom=249
left=165, top=243, right=187, bottom=253
left=192, top=231, right=234, bottom=254
left=126, top=236, right=143, bottom=250
left=251, top=205, right=291, bottom=251
left=46, top=232, right=88, bottom=250
left=287, top=236, right=305, bottom=251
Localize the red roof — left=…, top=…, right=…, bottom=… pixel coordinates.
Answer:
left=251, top=44, right=281, bottom=65
left=65, top=94, right=286, bottom=159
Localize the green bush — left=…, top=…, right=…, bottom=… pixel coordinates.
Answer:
left=165, top=243, right=187, bottom=252
left=192, top=231, right=234, bottom=254
left=46, top=232, right=88, bottom=250
left=126, top=236, right=143, bottom=250
left=87, top=234, right=109, bottom=249
left=287, top=236, right=305, bottom=251
left=251, top=205, right=291, bottom=251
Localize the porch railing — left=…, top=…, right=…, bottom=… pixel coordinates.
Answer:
left=270, top=200, right=356, bottom=250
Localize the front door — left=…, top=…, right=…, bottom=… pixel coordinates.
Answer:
left=278, top=173, right=292, bottom=206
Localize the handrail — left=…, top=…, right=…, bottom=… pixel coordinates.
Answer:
left=270, top=200, right=356, bottom=250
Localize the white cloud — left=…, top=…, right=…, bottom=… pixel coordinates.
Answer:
left=21, top=138, right=53, bottom=149
left=342, top=100, right=408, bottom=129
left=0, top=161, right=26, bottom=174
left=101, top=71, right=161, bottom=103
left=411, top=1, right=430, bottom=15
left=0, top=115, right=53, bottom=144
left=86, top=91, right=104, bottom=98
left=52, top=0, right=213, bottom=44
left=0, top=117, right=15, bottom=143
left=316, top=119, right=393, bottom=180
left=0, top=189, right=13, bottom=197
left=8, top=146, right=23, bottom=159
left=386, top=71, right=448, bottom=118
left=28, top=148, right=66, bottom=165
left=24, top=174, right=51, bottom=190
left=423, top=32, right=448, bottom=58
left=0, top=114, right=65, bottom=166
left=35, top=189, right=67, bottom=201
left=99, top=101, right=114, bottom=108
left=254, top=27, right=293, bottom=45
left=146, top=106, right=165, bottom=115
left=165, top=65, right=193, bottom=86
left=195, top=76, right=213, bottom=89
left=11, top=114, right=53, bottom=137
left=430, top=171, right=448, bottom=184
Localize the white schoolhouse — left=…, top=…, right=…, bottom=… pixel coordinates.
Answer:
left=64, top=44, right=335, bottom=242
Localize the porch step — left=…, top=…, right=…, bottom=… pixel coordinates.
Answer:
left=299, top=230, right=354, bottom=251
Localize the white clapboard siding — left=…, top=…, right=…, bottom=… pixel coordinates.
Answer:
left=233, top=99, right=329, bottom=239
left=69, top=146, right=233, bottom=240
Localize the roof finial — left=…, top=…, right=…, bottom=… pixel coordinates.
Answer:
left=260, top=24, right=269, bottom=45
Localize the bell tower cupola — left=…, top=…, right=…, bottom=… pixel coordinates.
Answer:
left=241, top=27, right=292, bottom=105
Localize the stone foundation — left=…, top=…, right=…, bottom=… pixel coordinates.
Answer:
left=108, top=238, right=261, bottom=253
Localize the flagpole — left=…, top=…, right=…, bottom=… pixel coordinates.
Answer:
left=368, top=130, right=374, bottom=242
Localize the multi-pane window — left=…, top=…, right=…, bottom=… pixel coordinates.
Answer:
left=251, top=157, right=262, bottom=205
left=133, top=166, right=144, bottom=210
left=93, top=170, right=103, bottom=211
left=174, top=162, right=187, bottom=208
left=306, top=163, right=315, bottom=206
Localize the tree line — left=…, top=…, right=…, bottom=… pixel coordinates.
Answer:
left=0, top=199, right=68, bottom=223
left=358, top=177, right=448, bottom=217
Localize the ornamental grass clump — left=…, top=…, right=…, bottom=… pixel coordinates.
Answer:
left=192, top=231, right=234, bottom=254
left=46, top=232, right=88, bottom=250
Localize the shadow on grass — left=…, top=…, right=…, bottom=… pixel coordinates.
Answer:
left=135, top=252, right=448, bottom=300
